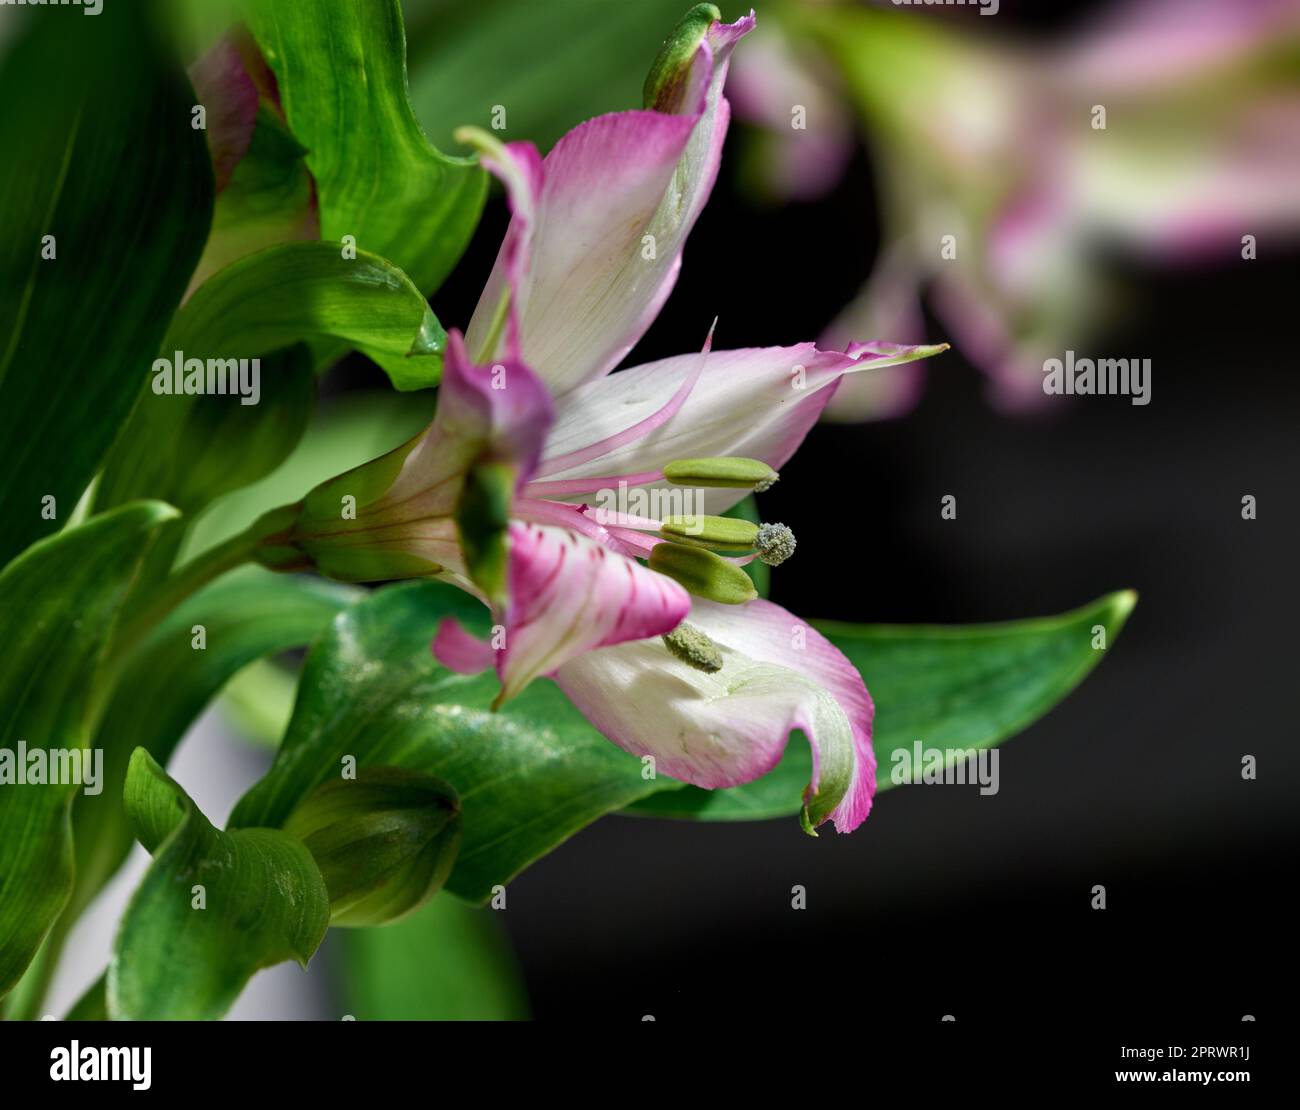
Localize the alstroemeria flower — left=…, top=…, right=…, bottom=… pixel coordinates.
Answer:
left=733, top=0, right=1300, bottom=416
left=267, top=6, right=945, bottom=833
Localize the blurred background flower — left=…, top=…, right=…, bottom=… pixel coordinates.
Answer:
left=728, top=0, right=1300, bottom=416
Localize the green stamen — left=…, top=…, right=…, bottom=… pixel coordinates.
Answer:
left=662, top=457, right=779, bottom=490
left=660, top=514, right=758, bottom=551
left=649, top=542, right=757, bottom=604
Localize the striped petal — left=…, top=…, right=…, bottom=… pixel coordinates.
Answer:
left=529, top=340, right=945, bottom=513
left=464, top=11, right=755, bottom=395
left=434, top=522, right=690, bottom=704
left=555, top=597, right=875, bottom=833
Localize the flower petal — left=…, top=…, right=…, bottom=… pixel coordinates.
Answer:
left=433, top=522, right=690, bottom=704
left=189, top=33, right=260, bottom=193
left=555, top=597, right=875, bottom=833
left=464, top=12, right=754, bottom=395
left=529, top=341, right=945, bottom=513
left=727, top=21, right=854, bottom=202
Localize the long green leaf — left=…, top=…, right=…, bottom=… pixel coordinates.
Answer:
left=109, top=749, right=330, bottom=1021
left=230, top=581, right=663, bottom=903
left=244, top=0, right=486, bottom=310
left=0, top=4, right=213, bottom=566
left=627, top=591, right=1138, bottom=820
left=97, top=242, right=446, bottom=516
left=67, top=567, right=359, bottom=925
left=0, top=502, right=180, bottom=998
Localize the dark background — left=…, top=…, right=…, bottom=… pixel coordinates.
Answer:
left=337, top=1, right=1298, bottom=1024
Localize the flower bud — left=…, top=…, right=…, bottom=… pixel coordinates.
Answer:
left=283, top=767, right=461, bottom=927
left=643, top=4, right=721, bottom=113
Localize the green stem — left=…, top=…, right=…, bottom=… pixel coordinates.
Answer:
left=115, top=526, right=263, bottom=658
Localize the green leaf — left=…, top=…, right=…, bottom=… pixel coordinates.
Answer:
left=627, top=591, right=1138, bottom=820
left=0, top=3, right=213, bottom=566
left=97, top=242, right=447, bottom=518
left=0, top=502, right=180, bottom=999
left=110, top=749, right=330, bottom=1021
left=65, top=974, right=108, bottom=1022
left=182, top=390, right=434, bottom=558
left=189, top=97, right=317, bottom=292
left=245, top=0, right=486, bottom=312
left=67, top=567, right=359, bottom=925
left=404, top=0, right=703, bottom=152
left=231, top=581, right=663, bottom=903
left=337, top=894, right=528, bottom=1020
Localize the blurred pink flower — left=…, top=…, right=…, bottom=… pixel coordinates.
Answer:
left=732, top=0, right=1300, bottom=416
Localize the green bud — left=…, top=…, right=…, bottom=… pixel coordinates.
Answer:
left=660, top=514, right=758, bottom=551
left=283, top=767, right=462, bottom=928
left=642, top=4, right=720, bottom=113
left=649, top=541, right=757, bottom=604
left=662, top=622, right=724, bottom=672
left=662, top=457, right=779, bottom=490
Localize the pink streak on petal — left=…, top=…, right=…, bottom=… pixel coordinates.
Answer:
left=521, top=471, right=664, bottom=499
left=538, top=341, right=945, bottom=515
left=534, top=323, right=714, bottom=478
left=511, top=498, right=648, bottom=560
left=495, top=522, right=689, bottom=702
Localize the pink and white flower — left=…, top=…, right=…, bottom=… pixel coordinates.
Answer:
left=272, top=7, right=945, bottom=833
